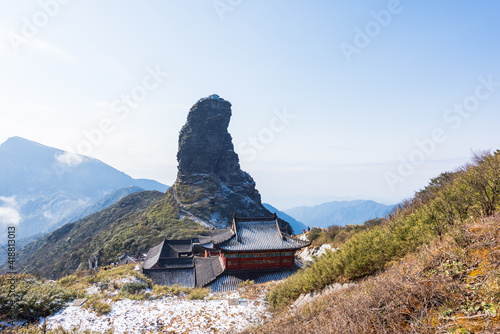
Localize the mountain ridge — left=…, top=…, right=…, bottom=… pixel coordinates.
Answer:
left=285, top=199, right=396, bottom=228
left=0, top=136, right=168, bottom=241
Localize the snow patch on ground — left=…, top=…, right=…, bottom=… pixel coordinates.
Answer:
left=116, top=276, right=142, bottom=284
left=86, top=285, right=100, bottom=295
left=44, top=286, right=273, bottom=333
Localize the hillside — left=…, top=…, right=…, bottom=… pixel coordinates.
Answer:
left=10, top=190, right=208, bottom=279
left=0, top=186, right=146, bottom=266
left=0, top=136, right=168, bottom=241
left=73, top=186, right=146, bottom=220
left=285, top=200, right=395, bottom=228
left=252, top=215, right=500, bottom=333
left=255, top=150, right=500, bottom=333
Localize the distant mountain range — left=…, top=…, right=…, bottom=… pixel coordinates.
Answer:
left=285, top=200, right=396, bottom=228
left=9, top=190, right=167, bottom=279
left=0, top=137, right=168, bottom=242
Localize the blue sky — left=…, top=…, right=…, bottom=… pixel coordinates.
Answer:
left=1, top=0, right=499, bottom=209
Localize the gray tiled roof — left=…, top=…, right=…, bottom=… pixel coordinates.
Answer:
left=143, top=239, right=194, bottom=270
left=208, top=267, right=299, bottom=292
left=217, top=220, right=309, bottom=251
left=169, top=242, right=193, bottom=254
left=118, top=255, right=137, bottom=266
left=143, top=240, right=165, bottom=270
left=195, top=256, right=224, bottom=287
left=198, top=229, right=234, bottom=247
left=161, top=239, right=193, bottom=257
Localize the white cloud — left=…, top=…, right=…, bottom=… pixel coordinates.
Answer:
left=0, top=207, right=21, bottom=226
left=43, top=211, right=54, bottom=219
left=0, top=196, right=21, bottom=226
left=0, top=196, right=18, bottom=208
left=55, top=151, right=86, bottom=168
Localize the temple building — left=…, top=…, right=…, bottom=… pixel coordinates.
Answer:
left=142, top=214, right=310, bottom=290
left=199, top=214, right=308, bottom=270
left=142, top=239, right=197, bottom=287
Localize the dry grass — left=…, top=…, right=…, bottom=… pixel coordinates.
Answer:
left=249, top=216, right=500, bottom=333
left=10, top=324, right=113, bottom=333
left=238, top=280, right=255, bottom=288
left=152, top=283, right=190, bottom=297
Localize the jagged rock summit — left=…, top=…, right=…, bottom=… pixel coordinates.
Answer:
left=173, top=94, right=288, bottom=230
left=177, top=94, right=235, bottom=175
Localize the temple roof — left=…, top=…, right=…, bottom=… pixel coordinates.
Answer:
left=143, top=239, right=194, bottom=270
left=194, top=256, right=224, bottom=287
left=202, top=215, right=310, bottom=252
left=117, top=254, right=138, bottom=266
left=198, top=229, right=235, bottom=248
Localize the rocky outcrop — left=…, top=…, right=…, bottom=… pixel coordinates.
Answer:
left=173, top=94, right=290, bottom=231
left=177, top=95, right=241, bottom=180
left=298, top=244, right=337, bottom=263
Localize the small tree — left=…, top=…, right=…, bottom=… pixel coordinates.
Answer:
left=463, top=151, right=500, bottom=217
left=307, top=228, right=322, bottom=242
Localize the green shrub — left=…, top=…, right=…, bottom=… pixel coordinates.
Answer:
left=121, top=282, right=149, bottom=294
left=98, top=280, right=110, bottom=291
left=152, top=284, right=171, bottom=296
left=57, top=274, right=79, bottom=287
left=308, top=221, right=385, bottom=247
left=0, top=276, right=76, bottom=318
left=307, top=228, right=322, bottom=242
left=324, top=225, right=342, bottom=240
left=188, top=288, right=210, bottom=300
left=86, top=275, right=98, bottom=284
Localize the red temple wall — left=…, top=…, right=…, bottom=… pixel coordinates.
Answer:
left=221, top=251, right=296, bottom=270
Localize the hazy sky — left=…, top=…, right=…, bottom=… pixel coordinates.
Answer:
left=1, top=0, right=499, bottom=210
